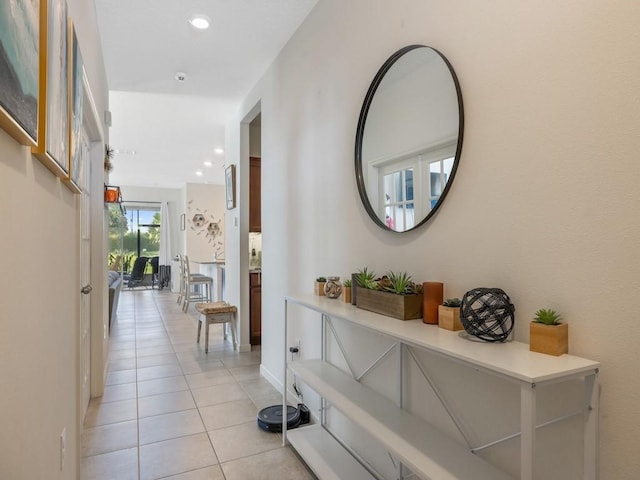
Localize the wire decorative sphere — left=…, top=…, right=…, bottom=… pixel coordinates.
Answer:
left=460, top=288, right=515, bottom=342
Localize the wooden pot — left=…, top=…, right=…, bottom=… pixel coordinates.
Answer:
left=342, top=286, right=352, bottom=303
left=529, top=322, right=568, bottom=356
left=355, top=287, right=422, bottom=320
left=438, top=306, right=463, bottom=331
left=314, top=281, right=326, bottom=296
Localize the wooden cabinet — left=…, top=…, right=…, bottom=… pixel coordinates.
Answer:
left=249, top=157, right=261, bottom=232
left=250, top=272, right=262, bottom=345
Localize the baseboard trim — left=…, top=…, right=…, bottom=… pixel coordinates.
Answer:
left=260, top=364, right=283, bottom=393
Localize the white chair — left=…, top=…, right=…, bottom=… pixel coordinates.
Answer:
left=177, top=254, right=206, bottom=305
left=182, top=255, right=213, bottom=312
left=195, top=302, right=238, bottom=353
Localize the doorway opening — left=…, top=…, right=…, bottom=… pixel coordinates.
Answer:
left=248, top=113, right=262, bottom=346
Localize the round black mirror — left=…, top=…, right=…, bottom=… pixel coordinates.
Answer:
left=355, top=45, right=464, bottom=232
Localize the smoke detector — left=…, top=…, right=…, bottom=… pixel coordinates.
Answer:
left=175, top=72, right=187, bottom=82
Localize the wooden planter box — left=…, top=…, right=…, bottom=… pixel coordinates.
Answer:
left=355, top=287, right=423, bottom=320
left=530, top=322, right=568, bottom=356
left=342, top=286, right=352, bottom=303
left=314, top=281, right=326, bottom=296
left=438, top=306, right=464, bottom=331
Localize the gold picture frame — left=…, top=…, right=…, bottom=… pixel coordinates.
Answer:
left=31, top=0, right=69, bottom=180
left=64, top=22, right=82, bottom=193
left=225, top=164, right=236, bottom=210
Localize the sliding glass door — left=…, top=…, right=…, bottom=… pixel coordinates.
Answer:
left=108, top=204, right=161, bottom=275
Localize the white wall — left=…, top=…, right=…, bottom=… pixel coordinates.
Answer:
left=185, top=183, right=225, bottom=262
left=228, top=0, right=640, bottom=478
left=0, top=1, right=108, bottom=478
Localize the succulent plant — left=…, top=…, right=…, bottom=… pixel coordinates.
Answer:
left=343, top=279, right=352, bottom=287
left=379, top=271, right=414, bottom=295
left=354, top=268, right=423, bottom=294
left=443, top=298, right=462, bottom=308
left=354, top=268, right=377, bottom=289
left=533, top=309, right=562, bottom=325
left=316, top=277, right=327, bottom=282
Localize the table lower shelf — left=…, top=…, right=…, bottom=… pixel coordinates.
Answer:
left=287, top=424, right=376, bottom=480
left=289, top=359, right=513, bottom=480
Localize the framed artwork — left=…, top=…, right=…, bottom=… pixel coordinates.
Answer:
left=225, top=164, right=236, bottom=210
left=67, top=24, right=83, bottom=191
left=0, top=0, right=40, bottom=146
left=32, top=0, right=69, bottom=179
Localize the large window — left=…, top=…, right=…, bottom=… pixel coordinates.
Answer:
left=383, top=167, right=415, bottom=231
left=429, top=156, right=454, bottom=208
left=372, top=143, right=456, bottom=231
left=108, top=204, right=161, bottom=274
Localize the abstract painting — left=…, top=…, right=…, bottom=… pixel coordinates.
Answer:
left=0, top=0, right=39, bottom=145
left=44, top=0, right=68, bottom=172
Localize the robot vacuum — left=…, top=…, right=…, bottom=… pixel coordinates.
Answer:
left=257, top=404, right=310, bottom=433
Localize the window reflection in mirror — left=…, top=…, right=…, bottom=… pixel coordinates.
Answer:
left=355, top=45, right=463, bottom=233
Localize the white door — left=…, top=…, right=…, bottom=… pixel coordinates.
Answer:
left=79, top=129, right=91, bottom=418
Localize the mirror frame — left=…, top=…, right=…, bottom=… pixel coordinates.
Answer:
left=355, top=45, right=464, bottom=233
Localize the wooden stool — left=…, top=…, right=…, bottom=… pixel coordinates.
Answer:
left=195, top=302, right=237, bottom=353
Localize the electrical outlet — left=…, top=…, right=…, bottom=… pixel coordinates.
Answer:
left=60, top=428, right=66, bottom=471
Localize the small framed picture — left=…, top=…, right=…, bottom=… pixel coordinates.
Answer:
left=180, top=213, right=186, bottom=231
left=225, top=164, right=236, bottom=210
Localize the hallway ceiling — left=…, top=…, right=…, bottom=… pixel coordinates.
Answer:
left=96, top=0, right=318, bottom=188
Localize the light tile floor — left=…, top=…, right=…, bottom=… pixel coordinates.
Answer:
left=81, top=289, right=315, bottom=480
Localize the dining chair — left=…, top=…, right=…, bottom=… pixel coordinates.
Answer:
left=182, top=255, right=213, bottom=312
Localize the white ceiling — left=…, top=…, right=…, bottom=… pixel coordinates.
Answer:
left=96, top=0, right=318, bottom=188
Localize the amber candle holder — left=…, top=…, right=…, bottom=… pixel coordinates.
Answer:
left=422, top=282, right=443, bottom=324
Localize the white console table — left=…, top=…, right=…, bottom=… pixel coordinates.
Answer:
left=282, top=294, right=600, bottom=480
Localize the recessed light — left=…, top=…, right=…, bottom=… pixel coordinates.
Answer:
left=214, top=148, right=224, bottom=155
left=195, top=170, right=203, bottom=176
left=203, top=161, right=213, bottom=167
left=189, top=14, right=211, bottom=30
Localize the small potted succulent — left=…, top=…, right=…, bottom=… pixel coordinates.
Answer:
left=342, top=279, right=352, bottom=303
left=530, top=308, right=568, bottom=356
left=314, top=277, right=327, bottom=296
left=438, top=298, right=463, bottom=331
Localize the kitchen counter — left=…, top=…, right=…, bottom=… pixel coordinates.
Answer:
left=192, top=260, right=225, bottom=301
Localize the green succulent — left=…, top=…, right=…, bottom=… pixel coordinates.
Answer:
left=354, top=268, right=377, bottom=289
left=533, top=309, right=562, bottom=325
left=443, top=298, right=462, bottom=308
left=343, top=279, right=352, bottom=287
left=381, top=271, right=415, bottom=295
left=316, top=277, right=327, bottom=282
